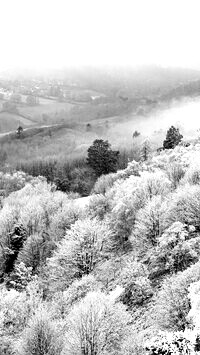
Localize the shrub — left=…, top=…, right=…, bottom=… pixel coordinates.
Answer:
left=166, top=163, right=185, bottom=189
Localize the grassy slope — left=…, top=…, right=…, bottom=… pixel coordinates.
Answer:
left=0, top=125, right=99, bottom=164
left=0, top=97, right=193, bottom=165
left=18, top=99, right=75, bottom=121
left=0, top=111, right=35, bottom=133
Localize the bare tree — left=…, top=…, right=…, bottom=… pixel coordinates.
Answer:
left=64, top=291, right=131, bottom=355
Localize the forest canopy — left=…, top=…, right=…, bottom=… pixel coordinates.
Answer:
left=0, top=138, right=200, bottom=354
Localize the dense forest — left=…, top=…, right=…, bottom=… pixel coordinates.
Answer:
left=0, top=131, right=200, bottom=354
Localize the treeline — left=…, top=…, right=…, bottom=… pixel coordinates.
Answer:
left=15, top=125, right=183, bottom=196
left=16, top=158, right=95, bottom=196
left=15, top=145, right=139, bottom=196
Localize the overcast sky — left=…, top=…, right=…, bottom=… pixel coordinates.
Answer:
left=1, top=0, right=200, bottom=71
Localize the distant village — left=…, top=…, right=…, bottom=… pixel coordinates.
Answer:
left=0, top=77, right=106, bottom=105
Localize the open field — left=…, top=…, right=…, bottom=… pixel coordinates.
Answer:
left=0, top=126, right=97, bottom=164
left=18, top=96, right=76, bottom=122
left=19, top=102, right=74, bottom=120
left=0, top=111, right=35, bottom=133
left=0, top=95, right=78, bottom=126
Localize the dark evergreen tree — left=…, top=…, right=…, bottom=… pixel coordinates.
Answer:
left=87, top=139, right=119, bottom=176
left=163, top=126, right=183, bottom=149
left=16, top=125, right=23, bottom=139
left=54, top=177, right=70, bottom=192
left=3, top=224, right=27, bottom=275
left=132, top=130, right=140, bottom=139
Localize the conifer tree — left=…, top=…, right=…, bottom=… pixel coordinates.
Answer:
left=163, top=126, right=183, bottom=149
left=140, top=139, right=151, bottom=161
left=87, top=139, right=119, bottom=176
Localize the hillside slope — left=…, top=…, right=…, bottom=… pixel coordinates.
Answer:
left=0, top=140, right=200, bottom=353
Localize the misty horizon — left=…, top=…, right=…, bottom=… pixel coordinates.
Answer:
left=1, top=0, right=200, bottom=71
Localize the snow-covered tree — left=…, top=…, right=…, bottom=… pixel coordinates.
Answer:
left=133, top=196, right=166, bottom=251
left=145, top=331, right=194, bottom=355
left=63, top=291, right=131, bottom=355
left=165, top=185, right=200, bottom=230
left=119, top=259, right=153, bottom=307
left=154, top=262, right=200, bottom=331
left=47, top=218, right=110, bottom=293
left=17, top=306, right=63, bottom=355
left=149, top=222, right=199, bottom=277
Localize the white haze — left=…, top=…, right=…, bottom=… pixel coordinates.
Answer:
left=104, top=98, right=200, bottom=150
left=0, top=0, right=200, bottom=71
